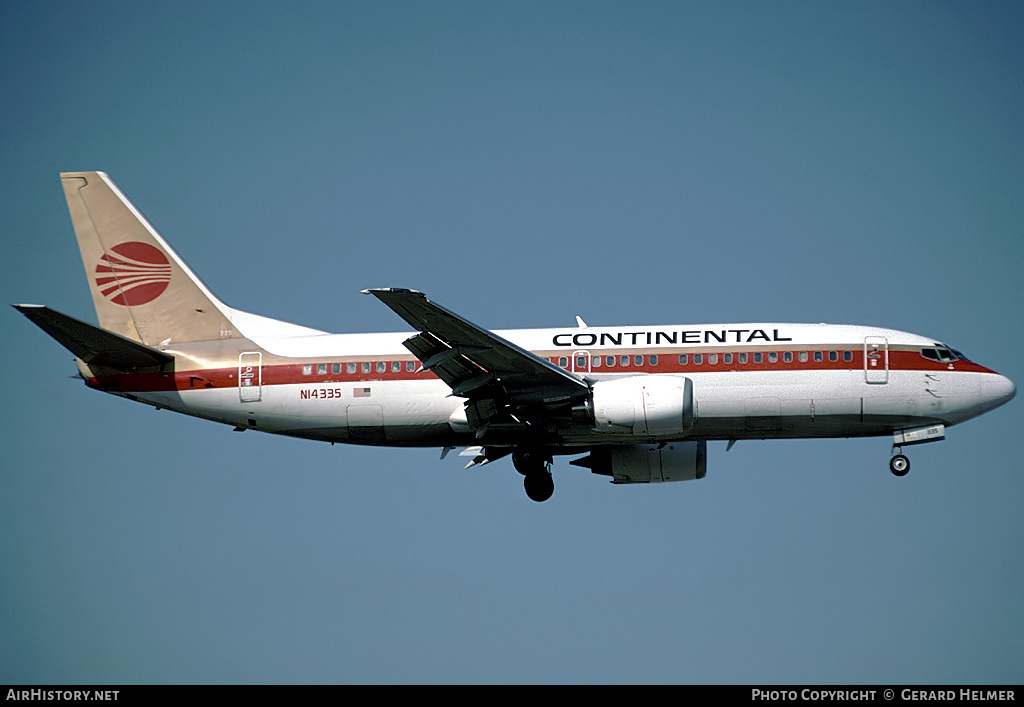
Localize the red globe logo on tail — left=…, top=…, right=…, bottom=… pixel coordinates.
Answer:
left=95, top=242, right=172, bottom=306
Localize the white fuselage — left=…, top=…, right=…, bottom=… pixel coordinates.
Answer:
left=87, top=321, right=1015, bottom=451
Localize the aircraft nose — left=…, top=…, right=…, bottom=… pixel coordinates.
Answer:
left=983, top=373, right=1016, bottom=408
left=1002, top=375, right=1016, bottom=402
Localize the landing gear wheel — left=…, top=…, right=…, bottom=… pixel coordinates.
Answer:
left=524, top=471, right=554, bottom=502
left=513, top=447, right=554, bottom=501
left=890, top=454, right=910, bottom=477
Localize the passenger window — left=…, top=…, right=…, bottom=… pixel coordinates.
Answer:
left=317, top=363, right=327, bottom=375
left=407, top=361, right=416, bottom=372
left=559, top=356, right=568, bottom=368
left=829, top=351, right=838, bottom=362
left=798, top=352, right=808, bottom=363
left=302, top=364, right=312, bottom=376
left=768, top=352, right=778, bottom=363
left=723, top=353, right=733, bottom=364
left=739, top=353, right=748, bottom=364
left=620, top=356, right=629, bottom=367
left=753, top=352, right=763, bottom=363
left=814, top=352, right=823, bottom=362
left=694, top=353, right=703, bottom=365
left=592, top=357, right=602, bottom=368
left=376, top=362, right=386, bottom=373
left=634, top=355, right=643, bottom=366
left=650, top=355, right=658, bottom=366
left=843, top=351, right=853, bottom=362
left=332, top=363, right=341, bottom=374
left=606, top=356, right=616, bottom=367
left=708, top=353, right=718, bottom=364
left=679, top=354, right=688, bottom=365
left=391, top=361, right=400, bottom=372
left=362, top=362, right=371, bottom=373
left=347, top=362, right=356, bottom=374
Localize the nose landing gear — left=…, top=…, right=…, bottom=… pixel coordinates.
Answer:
left=890, top=447, right=910, bottom=476
left=889, top=424, right=945, bottom=477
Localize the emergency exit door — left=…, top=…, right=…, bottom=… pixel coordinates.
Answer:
left=571, top=350, right=591, bottom=375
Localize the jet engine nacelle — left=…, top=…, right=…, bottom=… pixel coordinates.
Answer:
left=590, top=375, right=694, bottom=438
left=572, top=441, right=707, bottom=483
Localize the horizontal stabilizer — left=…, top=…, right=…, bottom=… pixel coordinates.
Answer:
left=13, top=304, right=173, bottom=371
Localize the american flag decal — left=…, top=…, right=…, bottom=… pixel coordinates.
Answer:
left=353, top=387, right=371, bottom=398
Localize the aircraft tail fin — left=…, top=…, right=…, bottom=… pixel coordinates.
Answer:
left=61, top=171, right=243, bottom=345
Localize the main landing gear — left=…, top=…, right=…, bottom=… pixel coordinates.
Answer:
left=513, top=448, right=554, bottom=502
left=889, top=447, right=910, bottom=477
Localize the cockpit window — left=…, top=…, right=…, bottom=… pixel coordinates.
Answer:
left=920, top=346, right=969, bottom=363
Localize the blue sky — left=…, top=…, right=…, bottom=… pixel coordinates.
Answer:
left=2, top=1, right=1022, bottom=684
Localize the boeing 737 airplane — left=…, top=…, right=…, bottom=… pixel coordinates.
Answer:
left=15, top=172, right=1016, bottom=501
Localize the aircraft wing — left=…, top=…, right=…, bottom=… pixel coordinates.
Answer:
left=364, top=289, right=589, bottom=407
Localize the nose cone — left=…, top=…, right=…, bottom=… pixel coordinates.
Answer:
left=1002, top=375, right=1015, bottom=402
left=982, top=373, right=1016, bottom=410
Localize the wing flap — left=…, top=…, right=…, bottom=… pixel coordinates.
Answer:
left=403, top=331, right=490, bottom=392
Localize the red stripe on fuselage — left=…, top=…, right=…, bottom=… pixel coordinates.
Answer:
left=85, top=346, right=998, bottom=394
